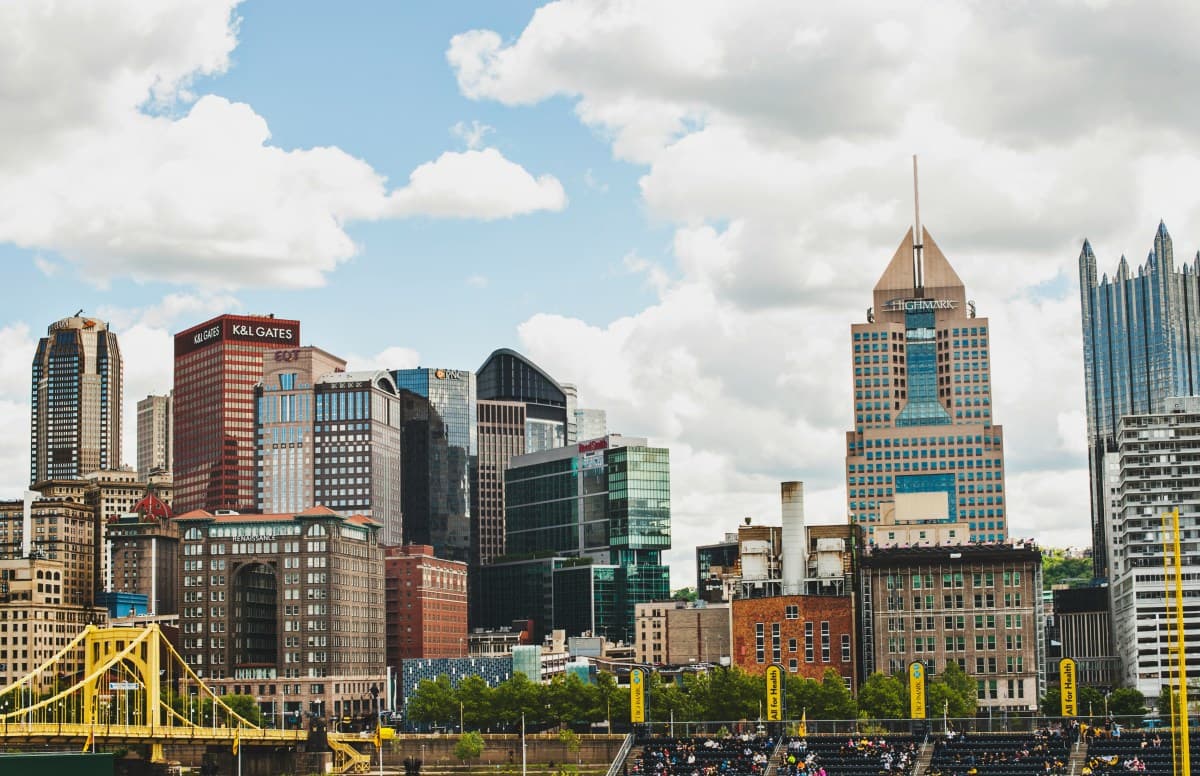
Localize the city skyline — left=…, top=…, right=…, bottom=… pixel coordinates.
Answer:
left=6, top=2, right=1200, bottom=585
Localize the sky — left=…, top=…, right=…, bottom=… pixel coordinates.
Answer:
left=4, top=1, right=1200, bottom=588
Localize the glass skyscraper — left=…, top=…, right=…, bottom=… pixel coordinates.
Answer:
left=474, top=436, right=671, bottom=643
left=391, top=368, right=476, bottom=560
left=1078, top=222, right=1200, bottom=577
left=846, top=227, right=1007, bottom=546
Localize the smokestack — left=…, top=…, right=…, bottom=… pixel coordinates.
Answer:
left=22, top=490, right=38, bottom=558
left=781, top=481, right=806, bottom=595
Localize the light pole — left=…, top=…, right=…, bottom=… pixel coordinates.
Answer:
left=521, top=712, right=527, bottom=776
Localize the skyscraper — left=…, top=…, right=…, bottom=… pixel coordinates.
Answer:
left=1078, top=222, right=1200, bottom=577
left=30, top=315, right=122, bottom=483
left=256, top=346, right=347, bottom=514
left=846, top=227, right=1007, bottom=546
left=474, top=435, right=671, bottom=642
left=136, top=393, right=172, bottom=480
left=473, top=349, right=571, bottom=566
left=392, top=368, right=477, bottom=559
left=172, top=314, right=299, bottom=515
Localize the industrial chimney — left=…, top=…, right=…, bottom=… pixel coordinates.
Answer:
left=780, top=481, right=806, bottom=595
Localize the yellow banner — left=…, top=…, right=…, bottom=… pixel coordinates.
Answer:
left=630, top=668, right=646, bottom=723
left=1060, top=658, right=1077, bottom=717
left=765, top=664, right=783, bottom=721
left=909, top=661, right=926, bottom=719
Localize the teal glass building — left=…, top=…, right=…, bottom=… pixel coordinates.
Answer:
left=1078, top=222, right=1200, bottom=577
left=474, top=436, right=671, bottom=643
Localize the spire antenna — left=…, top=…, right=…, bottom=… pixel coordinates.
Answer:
left=912, top=154, right=924, bottom=295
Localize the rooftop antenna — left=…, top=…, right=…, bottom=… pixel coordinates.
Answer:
left=912, top=155, right=924, bottom=296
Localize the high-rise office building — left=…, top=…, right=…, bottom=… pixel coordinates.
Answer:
left=30, top=315, right=122, bottom=483
left=1078, top=223, right=1200, bottom=577
left=392, top=368, right=476, bottom=559
left=846, top=227, right=1007, bottom=546
left=312, top=371, right=404, bottom=545
left=172, top=314, right=300, bottom=514
left=474, top=350, right=571, bottom=567
left=474, top=435, right=671, bottom=643
left=256, top=346, right=348, bottom=515
left=1107, top=396, right=1200, bottom=698
left=136, top=393, right=172, bottom=480
left=575, top=408, right=608, bottom=443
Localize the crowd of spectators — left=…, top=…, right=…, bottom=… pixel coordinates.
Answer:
left=631, top=735, right=777, bottom=776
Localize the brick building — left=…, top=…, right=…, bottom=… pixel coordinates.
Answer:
left=858, top=543, right=1043, bottom=711
left=385, top=544, right=468, bottom=665
left=174, top=505, right=385, bottom=721
left=731, top=594, right=856, bottom=689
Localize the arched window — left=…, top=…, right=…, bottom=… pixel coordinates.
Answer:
left=185, top=527, right=204, bottom=541
left=306, top=524, right=327, bottom=537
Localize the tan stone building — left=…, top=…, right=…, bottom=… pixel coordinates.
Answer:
left=847, top=227, right=1007, bottom=546
left=107, top=491, right=180, bottom=615
left=0, top=496, right=99, bottom=609
left=859, top=543, right=1043, bottom=711
left=0, top=556, right=106, bottom=691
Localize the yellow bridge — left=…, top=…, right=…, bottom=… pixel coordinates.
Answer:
left=0, top=624, right=376, bottom=773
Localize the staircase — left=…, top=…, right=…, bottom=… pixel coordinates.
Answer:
left=1066, top=740, right=1088, bottom=776
left=910, top=738, right=934, bottom=776
left=764, top=735, right=788, bottom=776
left=327, top=734, right=374, bottom=774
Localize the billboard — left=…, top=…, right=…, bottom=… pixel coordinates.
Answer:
left=175, top=316, right=300, bottom=357
left=1059, top=658, right=1077, bottom=717
left=765, top=664, right=783, bottom=721
left=908, top=661, right=926, bottom=719
left=630, top=667, right=646, bottom=723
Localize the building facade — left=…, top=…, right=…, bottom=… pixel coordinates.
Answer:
left=0, top=557, right=106, bottom=691
left=0, top=496, right=100, bottom=609
left=30, top=315, right=122, bottom=483
left=384, top=544, right=468, bottom=665
left=255, top=347, right=348, bottom=515
left=173, top=314, right=300, bottom=515
left=107, top=491, right=179, bottom=616
left=174, top=506, right=385, bottom=720
left=731, top=594, right=857, bottom=687
left=1049, top=586, right=1119, bottom=689
left=392, top=368, right=476, bottom=560
left=1078, top=223, right=1200, bottom=578
left=1107, top=397, right=1200, bottom=698
left=473, top=399, right=527, bottom=566
left=847, top=227, right=1007, bottom=546
left=858, top=544, right=1043, bottom=711
left=475, top=436, right=671, bottom=643
left=136, top=393, right=172, bottom=480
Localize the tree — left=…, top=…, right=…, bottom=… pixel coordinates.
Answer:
left=591, top=671, right=626, bottom=728
left=930, top=662, right=976, bottom=719
left=222, top=694, right=264, bottom=727
left=857, top=672, right=905, bottom=719
left=546, top=673, right=592, bottom=727
left=672, top=587, right=698, bottom=602
left=557, top=728, right=581, bottom=763
left=1108, top=687, right=1147, bottom=718
left=457, top=675, right=495, bottom=731
left=1040, top=688, right=1063, bottom=717
left=1041, top=552, right=1092, bottom=589
left=494, top=672, right=545, bottom=728
left=1078, top=686, right=1105, bottom=718
left=454, top=730, right=485, bottom=771
left=407, top=675, right=458, bottom=727
left=812, top=669, right=856, bottom=720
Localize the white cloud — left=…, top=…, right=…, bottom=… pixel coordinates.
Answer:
left=451, top=120, right=495, bottom=150
left=0, top=3, right=564, bottom=290
left=466, top=274, right=490, bottom=288
left=344, top=346, right=421, bottom=373
left=388, top=148, right=567, bottom=221
left=443, top=0, right=1200, bottom=581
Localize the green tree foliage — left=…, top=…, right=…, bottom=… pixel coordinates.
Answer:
left=454, top=730, right=485, bottom=770
left=494, top=672, right=545, bottom=727
left=407, top=675, right=459, bottom=726
left=857, top=672, right=905, bottom=719
left=1040, top=688, right=1063, bottom=717
left=557, top=728, right=582, bottom=762
left=932, top=662, right=977, bottom=718
left=222, top=694, right=264, bottom=727
left=672, top=587, right=698, bottom=602
left=457, top=675, right=495, bottom=730
left=1041, top=551, right=1092, bottom=589
left=1107, top=687, right=1147, bottom=717
left=1078, top=686, right=1105, bottom=718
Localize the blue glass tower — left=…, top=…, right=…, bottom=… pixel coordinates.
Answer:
left=1078, top=222, right=1200, bottom=577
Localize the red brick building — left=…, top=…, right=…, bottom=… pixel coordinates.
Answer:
left=172, top=314, right=300, bottom=514
left=385, top=544, right=468, bottom=665
left=731, top=594, right=857, bottom=690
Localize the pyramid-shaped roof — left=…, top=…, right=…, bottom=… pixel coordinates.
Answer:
left=873, top=227, right=963, bottom=295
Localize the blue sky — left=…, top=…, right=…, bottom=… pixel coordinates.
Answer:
left=5, top=1, right=1200, bottom=585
